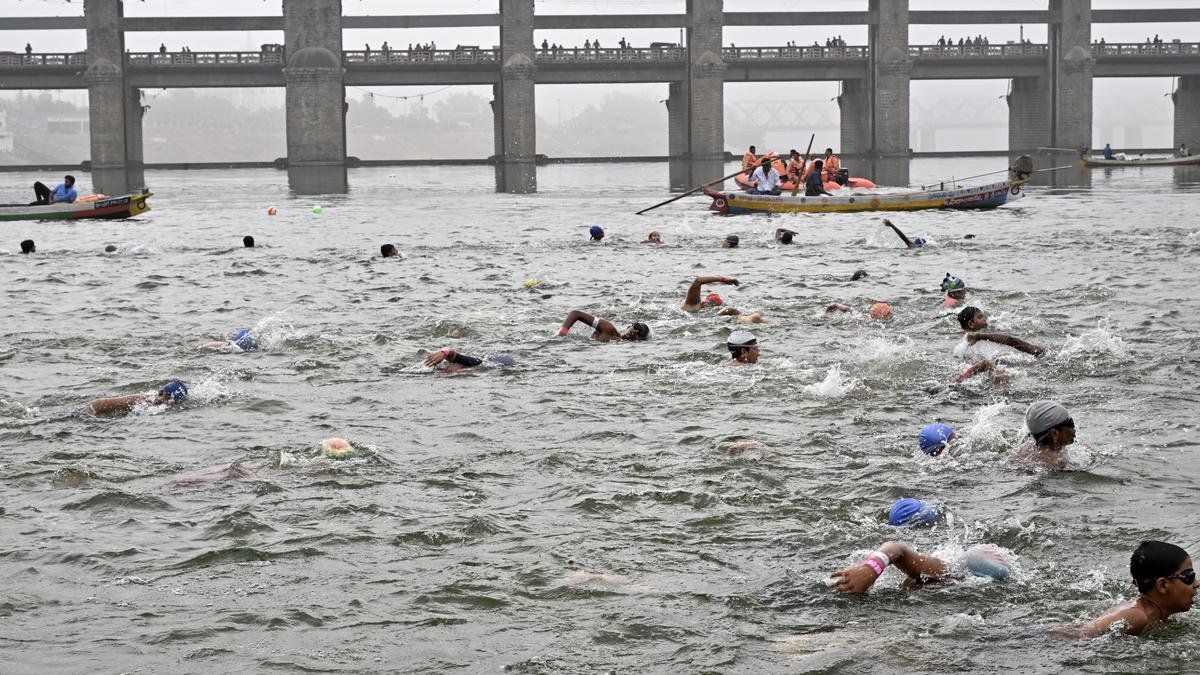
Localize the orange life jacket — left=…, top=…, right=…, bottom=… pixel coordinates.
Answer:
left=823, top=154, right=841, bottom=180
left=742, top=152, right=757, bottom=171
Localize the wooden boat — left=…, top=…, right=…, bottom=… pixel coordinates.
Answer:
left=704, top=160, right=1031, bottom=215
left=0, top=190, right=153, bottom=222
left=1081, top=155, right=1200, bottom=168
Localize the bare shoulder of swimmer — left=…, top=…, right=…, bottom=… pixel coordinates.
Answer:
left=1074, top=601, right=1153, bottom=637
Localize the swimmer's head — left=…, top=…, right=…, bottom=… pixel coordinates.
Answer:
left=957, top=306, right=987, bottom=331
left=243, top=235, right=255, bottom=248
left=727, top=330, right=759, bottom=363
left=645, top=231, right=661, bottom=244
left=704, top=292, right=724, bottom=307
left=888, top=498, right=940, bottom=526
left=965, top=544, right=1013, bottom=581
left=1026, top=400, right=1075, bottom=449
left=868, top=303, right=893, bottom=322
left=941, top=273, right=967, bottom=298
left=918, top=422, right=955, bottom=456
left=780, top=231, right=794, bottom=245
left=913, top=237, right=927, bottom=247
left=320, top=437, right=356, bottom=459
left=231, top=329, right=258, bottom=352
left=589, top=226, right=605, bottom=242
left=104, top=244, right=118, bottom=253
left=380, top=243, right=398, bottom=257
left=624, top=322, right=650, bottom=341
left=486, top=354, right=517, bottom=367
left=723, top=234, right=739, bottom=249
left=1131, top=542, right=1194, bottom=608
left=850, top=270, right=868, bottom=281
left=157, top=380, right=188, bottom=405
left=20, top=239, right=35, bottom=254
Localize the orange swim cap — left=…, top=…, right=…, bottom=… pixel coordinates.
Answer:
left=868, top=303, right=893, bottom=321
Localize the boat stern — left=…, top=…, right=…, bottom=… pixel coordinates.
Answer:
left=703, top=188, right=732, bottom=215
left=129, top=190, right=153, bottom=217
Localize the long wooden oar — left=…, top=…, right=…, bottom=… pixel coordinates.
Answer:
left=790, top=133, right=817, bottom=197
left=636, top=162, right=759, bottom=215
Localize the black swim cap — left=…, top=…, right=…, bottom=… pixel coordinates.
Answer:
left=781, top=232, right=793, bottom=245
left=725, top=235, right=739, bottom=247
left=850, top=270, right=868, bottom=281
left=632, top=322, right=650, bottom=340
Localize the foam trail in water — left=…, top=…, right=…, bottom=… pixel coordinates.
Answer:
left=803, top=364, right=858, bottom=398
left=1058, top=319, right=1129, bottom=361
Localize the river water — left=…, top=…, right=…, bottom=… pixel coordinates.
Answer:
left=2, top=159, right=1199, bottom=672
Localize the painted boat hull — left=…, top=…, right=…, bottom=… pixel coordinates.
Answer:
left=1082, top=156, right=1200, bottom=167
left=0, top=191, right=153, bottom=222
left=704, top=178, right=1024, bottom=215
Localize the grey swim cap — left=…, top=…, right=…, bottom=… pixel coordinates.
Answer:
left=727, top=330, right=757, bottom=347
left=1026, top=400, right=1070, bottom=436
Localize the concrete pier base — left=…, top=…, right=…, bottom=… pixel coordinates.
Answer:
left=838, top=79, right=870, bottom=157
left=685, top=0, right=726, bottom=187
left=283, top=0, right=346, bottom=194
left=667, top=81, right=691, bottom=191
left=85, top=0, right=143, bottom=195
left=1007, top=77, right=1051, bottom=153
left=1174, top=75, right=1200, bottom=152
left=1051, top=0, right=1093, bottom=151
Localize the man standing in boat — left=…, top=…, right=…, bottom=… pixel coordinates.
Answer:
left=31, top=174, right=77, bottom=206
left=748, top=158, right=782, bottom=196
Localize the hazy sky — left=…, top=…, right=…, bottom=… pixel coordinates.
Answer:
left=1, top=0, right=1194, bottom=148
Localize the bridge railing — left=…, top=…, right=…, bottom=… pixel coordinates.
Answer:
left=909, top=44, right=1048, bottom=58
left=345, top=48, right=501, bottom=65
left=126, top=51, right=285, bottom=66
left=1092, top=42, right=1200, bottom=56
left=534, top=47, right=684, bottom=63
left=0, top=52, right=88, bottom=67
left=723, top=46, right=868, bottom=60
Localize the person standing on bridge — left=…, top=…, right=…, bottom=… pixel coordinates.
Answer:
left=25, top=43, right=32, bottom=56
left=159, top=43, right=167, bottom=54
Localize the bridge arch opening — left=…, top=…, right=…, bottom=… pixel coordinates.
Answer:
left=344, top=85, right=495, bottom=160
left=534, top=83, right=668, bottom=159
left=724, top=81, right=841, bottom=157
left=909, top=79, right=1009, bottom=152
left=1094, top=77, right=1173, bottom=150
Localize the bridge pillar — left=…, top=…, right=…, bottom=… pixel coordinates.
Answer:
left=1007, top=77, right=1051, bottom=153
left=495, top=0, right=537, bottom=193
left=1050, top=0, right=1093, bottom=151
left=283, top=0, right=347, bottom=194
left=85, top=0, right=142, bottom=194
left=1173, top=76, right=1200, bottom=153
left=838, top=79, right=870, bottom=156
left=667, top=81, right=691, bottom=191
left=686, top=0, right=726, bottom=186
left=868, top=0, right=910, bottom=185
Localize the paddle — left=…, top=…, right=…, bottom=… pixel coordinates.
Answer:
left=636, top=161, right=764, bottom=215
left=790, top=133, right=817, bottom=197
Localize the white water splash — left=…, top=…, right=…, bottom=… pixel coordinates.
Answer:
left=802, top=364, right=859, bottom=398
left=1058, top=320, right=1129, bottom=361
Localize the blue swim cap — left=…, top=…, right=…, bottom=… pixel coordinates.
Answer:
left=589, top=226, right=604, bottom=239
left=160, top=380, right=188, bottom=403
left=941, top=274, right=965, bottom=292
left=965, top=544, right=1012, bottom=580
left=918, top=422, right=954, bottom=455
left=231, top=329, right=258, bottom=352
left=888, top=498, right=940, bottom=526
left=487, top=354, right=517, bottom=367
left=914, top=237, right=927, bottom=247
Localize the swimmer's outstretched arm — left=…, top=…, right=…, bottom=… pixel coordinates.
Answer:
left=424, top=348, right=484, bottom=368
left=966, top=332, right=1047, bottom=358
left=774, top=228, right=797, bottom=242
left=683, top=275, right=739, bottom=308
left=950, top=358, right=1008, bottom=384
left=883, top=219, right=916, bottom=248
left=560, top=309, right=618, bottom=339
left=832, top=541, right=950, bottom=593
left=825, top=303, right=853, bottom=313
left=84, top=394, right=148, bottom=417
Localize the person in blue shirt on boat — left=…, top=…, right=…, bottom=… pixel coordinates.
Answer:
left=748, top=158, right=782, bottom=195
left=805, top=160, right=833, bottom=197
left=1103, top=143, right=1115, bottom=160
left=31, top=175, right=77, bottom=206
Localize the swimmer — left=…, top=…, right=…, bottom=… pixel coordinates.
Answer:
left=888, top=498, right=940, bottom=526
left=321, top=437, right=356, bottom=459
left=832, top=541, right=1012, bottom=593
left=918, top=422, right=956, bottom=456
left=965, top=332, right=1046, bottom=358
left=380, top=243, right=398, bottom=257
left=681, top=275, right=740, bottom=312
left=949, top=358, right=1009, bottom=387
left=198, top=329, right=258, bottom=352
left=82, top=379, right=188, bottom=417
left=775, top=228, right=798, bottom=245
left=1075, top=541, right=1197, bottom=637
left=423, top=347, right=517, bottom=371
left=1014, top=399, right=1075, bottom=469
left=243, top=235, right=255, bottom=248
left=558, top=310, right=649, bottom=342
left=726, top=330, right=759, bottom=365
left=825, top=302, right=893, bottom=322
left=957, top=306, right=988, bottom=331
left=883, top=219, right=926, bottom=248
left=20, top=239, right=35, bottom=254
left=589, top=226, right=605, bottom=243
left=642, top=231, right=662, bottom=245
left=850, top=270, right=869, bottom=281
left=940, top=274, right=967, bottom=307
left=722, top=234, right=739, bottom=249
left=104, top=244, right=118, bottom=253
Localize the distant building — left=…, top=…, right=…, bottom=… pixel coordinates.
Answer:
left=0, top=110, right=13, bottom=153
left=46, top=116, right=89, bottom=134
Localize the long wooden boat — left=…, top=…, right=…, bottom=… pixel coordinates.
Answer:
left=704, top=162, right=1030, bottom=215
left=1081, top=155, right=1200, bottom=168
left=0, top=190, right=152, bottom=222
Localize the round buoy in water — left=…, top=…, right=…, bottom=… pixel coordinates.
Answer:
left=267, top=207, right=277, bottom=216
left=312, top=205, right=323, bottom=215
left=524, top=278, right=542, bottom=288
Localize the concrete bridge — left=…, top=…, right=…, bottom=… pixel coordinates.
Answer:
left=2, top=1, right=1200, bottom=194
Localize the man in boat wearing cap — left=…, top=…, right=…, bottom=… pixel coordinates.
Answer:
left=1015, top=399, right=1076, bottom=469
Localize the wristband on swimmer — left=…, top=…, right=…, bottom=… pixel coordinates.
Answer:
left=719, top=275, right=728, bottom=282
left=591, top=316, right=601, bottom=329
left=558, top=326, right=569, bottom=336
left=440, top=347, right=451, bottom=357
left=863, top=550, right=890, bottom=577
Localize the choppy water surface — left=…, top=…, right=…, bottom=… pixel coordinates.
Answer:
left=2, top=159, right=1200, bottom=672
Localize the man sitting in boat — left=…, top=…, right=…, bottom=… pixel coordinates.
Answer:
left=785, top=149, right=804, bottom=184
left=31, top=174, right=77, bottom=206
left=1179, top=143, right=1192, bottom=158
left=741, top=145, right=758, bottom=172
left=1103, top=143, right=1115, bottom=160
left=821, top=148, right=841, bottom=181
left=805, top=160, right=833, bottom=196
left=748, top=158, right=782, bottom=196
